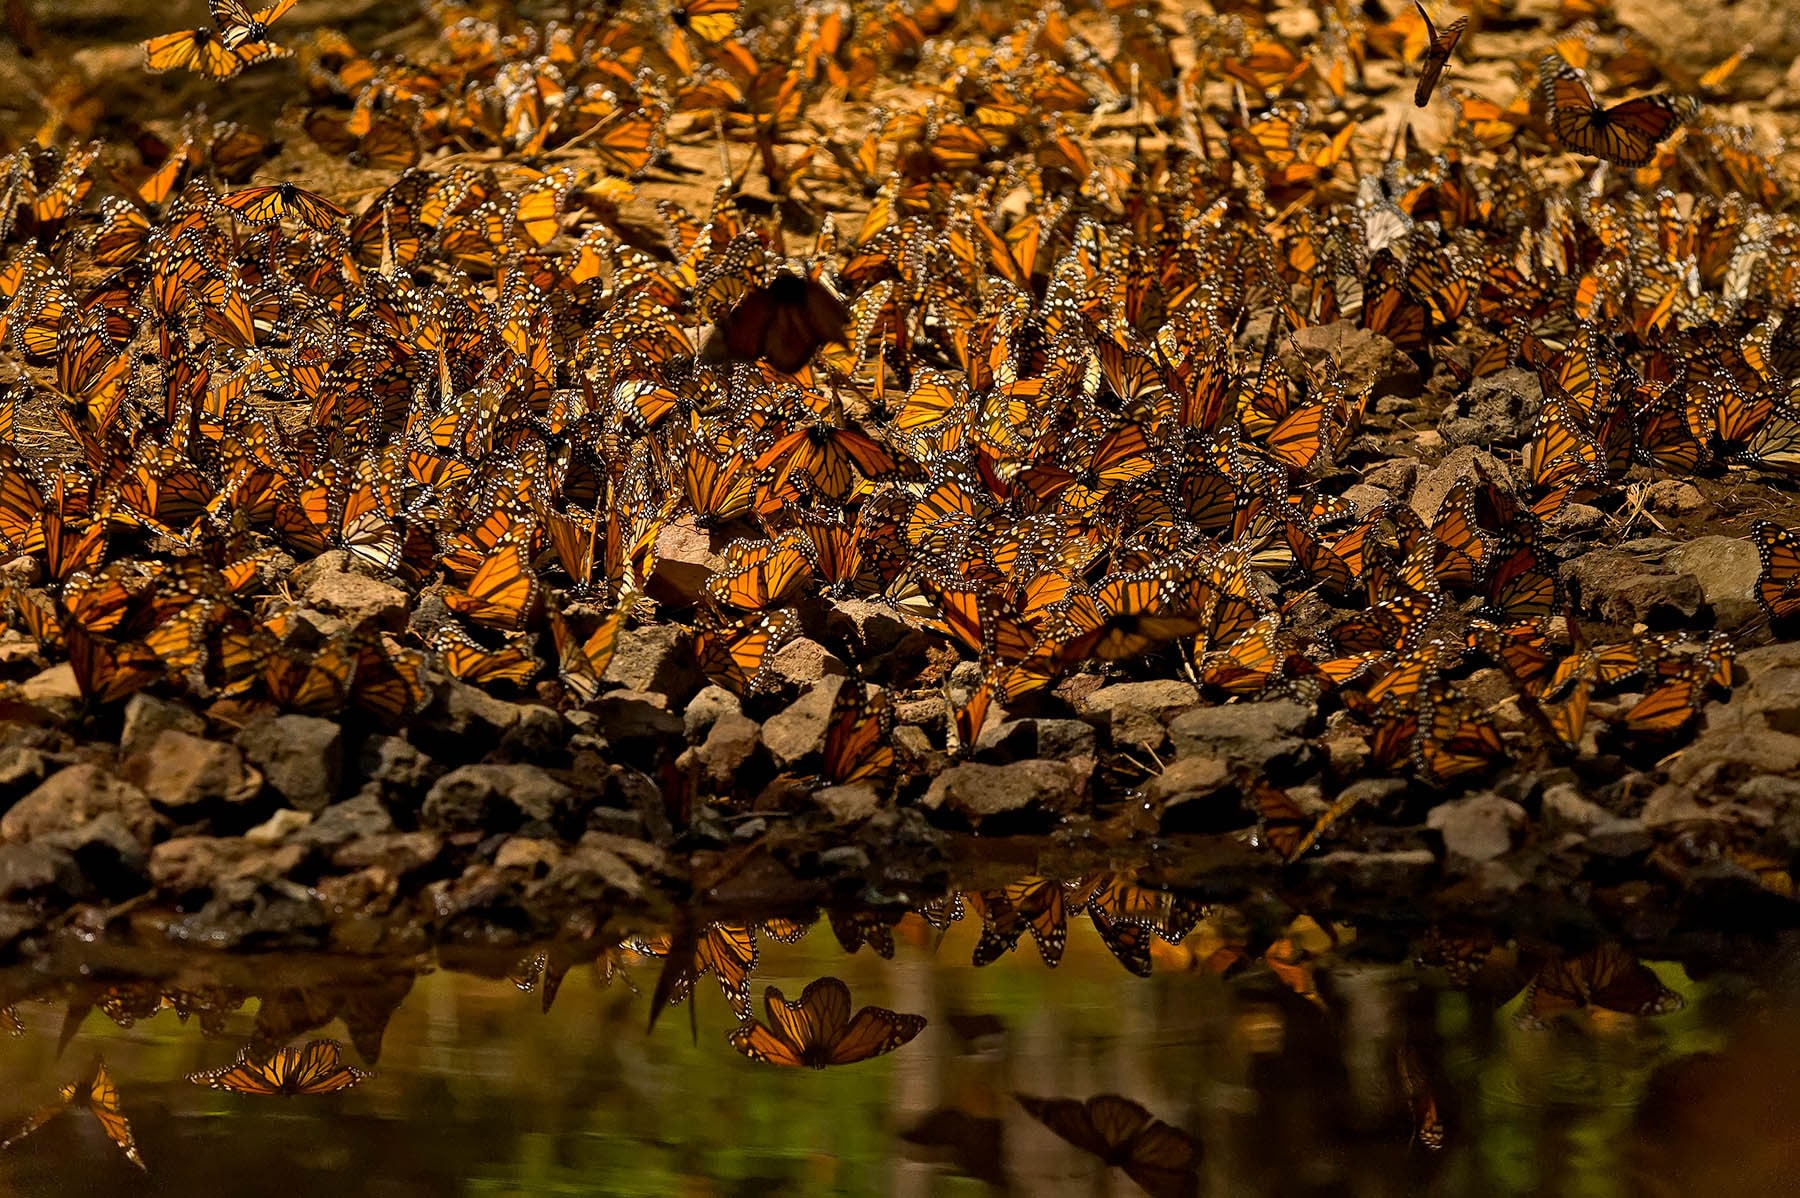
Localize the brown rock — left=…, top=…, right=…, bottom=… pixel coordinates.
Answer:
left=236, top=716, right=343, bottom=811
left=762, top=677, right=847, bottom=767
left=920, top=760, right=1084, bottom=826
left=648, top=516, right=726, bottom=606
left=119, top=693, right=205, bottom=757
left=299, top=568, right=408, bottom=629
left=2, top=764, right=157, bottom=846
left=1079, top=680, right=1199, bottom=750
left=123, top=730, right=258, bottom=812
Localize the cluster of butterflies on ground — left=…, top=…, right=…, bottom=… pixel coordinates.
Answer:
left=0, top=1040, right=369, bottom=1173
left=0, top=0, right=1799, bottom=847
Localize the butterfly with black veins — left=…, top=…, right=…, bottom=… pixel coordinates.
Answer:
left=701, top=270, right=853, bottom=373
left=1538, top=52, right=1701, bottom=167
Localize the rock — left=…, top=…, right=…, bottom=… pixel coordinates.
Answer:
left=19, top=663, right=79, bottom=709
left=766, top=637, right=847, bottom=688
left=1545, top=501, right=1606, bottom=536
left=0, top=745, right=46, bottom=798
left=299, top=567, right=408, bottom=629
left=1645, top=479, right=1705, bottom=516
left=41, top=813, right=148, bottom=900
left=697, top=713, right=765, bottom=789
left=357, top=735, right=441, bottom=797
left=1561, top=550, right=1705, bottom=626
left=1341, top=484, right=1390, bottom=517
left=494, top=836, right=562, bottom=875
left=406, top=588, right=454, bottom=642
left=1426, top=795, right=1526, bottom=862
left=1285, top=321, right=1421, bottom=401
left=244, top=808, right=314, bottom=846
left=682, top=685, right=742, bottom=739
left=762, top=677, right=847, bottom=767
left=236, top=716, right=343, bottom=812
left=499, top=705, right=565, bottom=762
left=1147, top=756, right=1232, bottom=828
left=1437, top=367, right=1543, bottom=448
left=1361, top=458, right=1419, bottom=495
left=975, top=717, right=1097, bottom=765
left=824, top=599, right=916, bottom=656
left=330, top=830, right=443, bottom=878
left=148, top=836, right=306, bottom=894
left=417, top=679, right=523, bottom=758
left=119, top=693, right=205, bottom=756
left=1542, top=783, right=1614, bottom=835
left=1167, top=701, right=1311, bottom=773
left=2, top=764, right=157, bottom=846
left=587, top=691, right=684, bottom=757
left=1079, top=680, right=1199, bottom=750
left=1409, top=446, right=1516, bottom=526
left=294, top=795, right=395, bottom=851
left=0, top=842, right=78, bottom=900
left=920, top=760, right=1084, bottom=827
left=422, top=764, right=572, bottom=834
left=812, top=783, right=882, bottom=823
left=1666, top=536, right=1762, bottom=630
left=123, top=731, right=258, bottom=813
left=648, top=516, right=725, bottom=606
left=603, top=624, right=700, bottom=699
left=1304, top=849, right=1437, bottom=889
left=545, top=832, right=647, bottom=899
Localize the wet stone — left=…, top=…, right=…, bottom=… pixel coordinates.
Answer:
left=1148, top=756, right=1233, bottom=829
left=236, top=715, right=343, bottom=812
left=42, top=813, right=149, bottom=900
left=920, top=760, right=1084, bottom=827
left=1427, top=795, right=1527, bottom=863
left=422, top=764, right=573, bottom=835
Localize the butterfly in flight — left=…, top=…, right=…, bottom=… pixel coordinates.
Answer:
left=1539, top=52, right=1700, bottom=166
left=141, top=0, right=296, bottom=78
left=1412, top=2, right=1467, bottom=107
left=186, top=1039, right=371, bottom=1095
left=728, top=976, right=925, bottom=1068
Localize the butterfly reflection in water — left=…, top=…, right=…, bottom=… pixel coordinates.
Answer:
left=187, top=1038, right=371, bottom=1095
left=728, top=976, right=925, bottom=1068
left=1, top=1055, right=145, bottom=1170
left=1015, top=1092, right=1201, bottom=1198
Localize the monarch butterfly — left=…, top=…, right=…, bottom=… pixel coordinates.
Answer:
left=1539, top=53, right=1701, bottom=167
left=696, top=609, right=798, bottom=695
left=821, top=682, right=894, bottom=786
left=1412, top=2, right=1467, bottom=107
left=828, top=908, right=899, bottom=959
left=549, top=607, right=622, bottom=703
left=728, top=977, right=925, bottom=1068
left=0, top=1056, right=145, bottom=1170
left=668, top=0, right=740, bottom=43
left=445, top=544, right=540, bottom=632
left=638, top=921, right=759, bottom=1017
left=186, top=1039, right=370, bottom=1095
left=210, top=0, right=298, bottom=44
left=434, top=625, right=540, bottom=689
left=215, top=182, right=348, bottom=232
left=752, top=421, right=900, bottom=501
left=142, top=24, right=290, bottom=78
left=1014, top=1093, right=1201, bottom=1198
left=713, top=272, right=853, bottom=374
left=1753, top=522, right=1800, bottom=622
left=1514, top=944, right=1684, bottom=1028
left=1248, top=779, right=1359, bottom=863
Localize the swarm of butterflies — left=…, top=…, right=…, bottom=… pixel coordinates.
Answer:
left=0, top=0, right=1798, bottom=862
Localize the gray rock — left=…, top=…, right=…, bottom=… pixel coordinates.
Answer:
left=119, top=693, right=205, bottom=757
left=1167, top=701, right=1310, bottom=772
left=1341, top=484, right=1390, bottom=517
left=42, top=813, right=148, bottom=899
left=1666, top=536, right=1762, bottom=629
left=299, top=567, right=408, bottom=629
left=18, top=663, right=79, bottom=712
left=0, top=745, right=46, bottom=797
left=682, top=685, right=742, bottom=739
left=543, top=833, right=645, bottom=899
left=920, top=760, right=1084, bottom=825
left=294, top=794, right=395, bottom=851
left=974, top=717, right=1097, bottom=765
left=422, top=764, right=572, bottom=833
left=123, top=731, right=257, bottom=813
left=1361, top=458, right=1419, bottom=496
left=1437, top=368, right=1543, bottom=448
left=812, top=783, right=883, bottom=823
left=1426, top=795, right=1526, bottom=862
left=603, top=624, right=700, bottom=699
left=1079, top=680, right=1199, bottom=750
left=419, top=679, right=523, bottom=755
left=0, top=842, right=79, bottom=899
left=2, top=764, right=157, bottom=846
left=500, top=705, right=565, bottom=761
left=762, top=677, right=847, bottom=767
left=357, top=735, right=441, bottom=796
left=236, top=716, right=343, bottom=812
left=1545, top=502, right=1606, bottom=536
left=1561, top=550, right=1705, bottom=626
left=1542, top=783, right=1614, bottom=835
